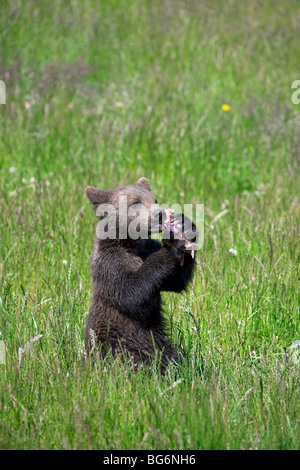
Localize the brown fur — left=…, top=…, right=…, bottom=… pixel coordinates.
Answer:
left=85, top=177, right=196, bottom=370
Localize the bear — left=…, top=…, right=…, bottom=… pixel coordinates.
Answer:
left=84, top=177, right=197, bottom=371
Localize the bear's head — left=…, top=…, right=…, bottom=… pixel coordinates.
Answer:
left=86, top=177, right=166, bottom=241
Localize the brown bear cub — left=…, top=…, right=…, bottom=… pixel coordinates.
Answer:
left=85, top=177, right=197, bottom=370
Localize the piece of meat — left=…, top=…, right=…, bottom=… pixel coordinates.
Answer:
left=163, top=209, right=197, bottom=264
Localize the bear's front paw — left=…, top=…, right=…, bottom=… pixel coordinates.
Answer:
left=163, top=237, right=186, bottom=264
left=162, top=211, right=198, bottom=262
left=173, top=213, right=198, bottom=243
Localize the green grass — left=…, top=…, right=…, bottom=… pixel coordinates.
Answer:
left=0, top=0, right=299, bottom=450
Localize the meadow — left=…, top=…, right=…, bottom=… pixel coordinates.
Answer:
left=0, top=0, right=299, bottom=450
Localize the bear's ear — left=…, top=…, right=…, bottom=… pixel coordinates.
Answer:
left=85, top=186, right=111, bottom=210
left=136, top=177, right=152, bottom=192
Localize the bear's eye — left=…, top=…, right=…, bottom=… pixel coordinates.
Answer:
left=131, top=201, right=142, bottom=208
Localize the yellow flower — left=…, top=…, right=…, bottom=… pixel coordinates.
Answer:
left=222, top=104, right=231, bottom=111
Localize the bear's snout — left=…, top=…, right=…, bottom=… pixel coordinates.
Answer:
left=151, top=207, right=167, bottom=228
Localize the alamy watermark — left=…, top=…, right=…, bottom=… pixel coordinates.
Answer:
left=95, top=196, right=204, bottom=251
left=291, top=80, right=300, bottom=105
left=0, top=80, right=5, bottom=104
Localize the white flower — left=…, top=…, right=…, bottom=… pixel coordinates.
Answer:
left=24, top=98, right=35, bottom=110
left=229, top=248, right=238, bottom=257
left=62, top=260, right=68, bottom=265
left=9, top=167, right=17, bottom=174
left=289, top=341, right=300, bottom=366
left=29, top=177, right=36, bottom=184
left=22, top=178, right=27, bottom=184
